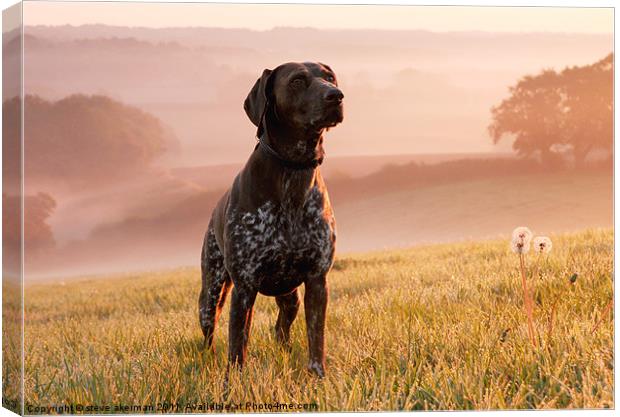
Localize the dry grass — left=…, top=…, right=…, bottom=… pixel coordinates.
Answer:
left=15, top=229, right=614, bottom=411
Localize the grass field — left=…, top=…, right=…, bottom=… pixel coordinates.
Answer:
left=19, top=229, right=614, bottom=411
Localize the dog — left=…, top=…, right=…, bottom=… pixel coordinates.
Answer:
left=198, top=62, right=344, bottom=377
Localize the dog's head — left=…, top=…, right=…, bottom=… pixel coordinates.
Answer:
left=244, top=62, right=344, bottom=139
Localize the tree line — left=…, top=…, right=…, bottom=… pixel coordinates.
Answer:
left=2, top=94, right=177, bottom=190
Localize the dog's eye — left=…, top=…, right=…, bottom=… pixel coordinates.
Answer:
left=326, top=75, right=335, bottom=83
left=290, top=76, right=306, bottom=88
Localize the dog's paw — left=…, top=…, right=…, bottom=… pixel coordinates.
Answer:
left=307, top=360, right=326, bottom=378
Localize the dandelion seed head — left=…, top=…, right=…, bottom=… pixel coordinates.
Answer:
left=511, top=226, right=532, bottom=254
left=510, top=240, right=530, bottom=254
left=512, top=226, right=533, bottom=244
left=533, top=236, right=552, bottom=254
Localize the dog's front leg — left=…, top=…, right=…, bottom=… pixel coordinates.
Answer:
left=304, top=276, right=328, bottom=377
left=228, top=284, right=258, bottom=368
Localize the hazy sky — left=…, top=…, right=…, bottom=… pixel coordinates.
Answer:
left=23, top=2, right=613, bottom=33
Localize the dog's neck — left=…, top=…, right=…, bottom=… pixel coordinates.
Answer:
left=252, top=116, right=326, bottom=208
left=261, top=106, right=326, bottom=167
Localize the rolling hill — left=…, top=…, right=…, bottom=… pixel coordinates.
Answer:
left=24, top=160, right=612, bottom=279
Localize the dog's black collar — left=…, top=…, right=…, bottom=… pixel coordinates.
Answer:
left=256, top=135, right=323, bottom=170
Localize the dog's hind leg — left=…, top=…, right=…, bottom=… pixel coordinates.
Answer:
left=199, top=226, right=232, bottom=351
left=275, top=289, right=300, bottom=348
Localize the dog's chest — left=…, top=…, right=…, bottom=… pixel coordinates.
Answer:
left=227, top=187, right=335, bottom=291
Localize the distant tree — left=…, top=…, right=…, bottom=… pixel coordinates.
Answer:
left=2, top=192, right=56, bottom=253
left=488, top=70, right=564, bottom=165
left=24, top=193, right=57, bottom=252
left=2, top=94, right=177, bottom=189
left=489, top=53, right=613, bottom=168
left=561, top=54, right=613, bottom=167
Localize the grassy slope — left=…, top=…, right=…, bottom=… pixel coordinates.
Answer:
left=23, top=229, right=613, bottom=410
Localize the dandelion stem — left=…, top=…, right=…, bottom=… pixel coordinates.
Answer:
left=532, top=253, right=543, bottom=281
left=519, top=253, right=536, bottom=347
left=591, top=299, right=613, bottom=334
left=547, top=301, right=557, bottom=344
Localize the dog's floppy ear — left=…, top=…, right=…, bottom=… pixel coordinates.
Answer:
left=244, top=68, right=274, bottom=138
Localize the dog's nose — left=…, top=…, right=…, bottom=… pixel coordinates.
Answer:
left=324, top=88, right=344, bottom=103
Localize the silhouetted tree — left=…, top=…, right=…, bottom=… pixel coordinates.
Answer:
left=489, top=53, right=613, bottom=168
left=561, top=54, right=613, bottom=168
left=489, top=70, right=564, bottom=165
left=2, top=192, right=56, bottom=253
left=24, top=193, right=57, bottom=252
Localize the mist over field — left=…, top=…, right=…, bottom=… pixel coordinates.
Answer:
left=11, top=25, right=613, bottom=163
left=1, top=24, right=613, bottom=279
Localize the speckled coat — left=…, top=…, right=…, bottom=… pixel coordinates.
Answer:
left=199, top=151, right=336, bottom=377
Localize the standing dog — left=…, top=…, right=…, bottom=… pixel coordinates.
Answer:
left=199, top=62, right=344, bottom=377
